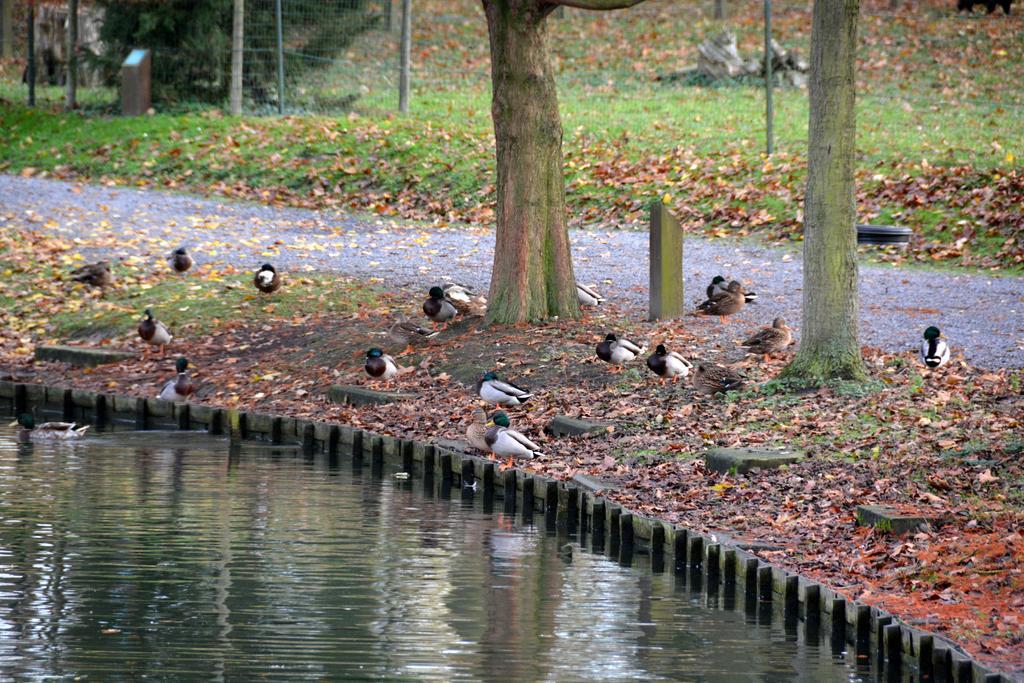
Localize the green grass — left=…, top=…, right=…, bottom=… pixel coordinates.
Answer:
left=51, top=273, right=378, bottom=340
left=1, top=1, right=1021, bottom=270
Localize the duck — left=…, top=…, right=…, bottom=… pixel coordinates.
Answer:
left=138, top=308, right=172, bottom=357
left=577, top=282, right=605, bottom=307
left=168, top=247, right=193, bottom=273
left=596, top=333, right=646, bottom=369
left=646, top=344, right=693, bottom=380
left=476, top=371, right=532, bottom=406
left=442, top=283, right=487, bottom=317
left=365, top=347, right=400, bottom=380
left=692, top=362, right=746, bottom=395
left=485, top=411, right=543, bottom=467
left=465, top=408, right=490, bottom=453
left=423, top=286, right=458, bottom=327
left=742, top=317, right=793, bottom=359
left=254, top=263, right=281, bottom=294
left=388, top=320, right=439, bottom=354
left=919, top=326, right=950, bottom=369
left=10, top=413, right=89, bottom=441
left=69, top=261, right=113, bottom=288
left=158, top=357, right=195, bottom=402
left=696, top=280, right=746, bottom=321
left=707, top=275, right=757, bottom=303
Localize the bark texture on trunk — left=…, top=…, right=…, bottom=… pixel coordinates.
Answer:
left=230, top=0, right=244, bottom=116
left=781, top=0, right=866, bottom=384
left=482, top=0, right=579, bottom=324
left=65, top=0, right=78, bottom=111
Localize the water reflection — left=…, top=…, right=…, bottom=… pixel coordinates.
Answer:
left=0, top=427, right=878, bottom=680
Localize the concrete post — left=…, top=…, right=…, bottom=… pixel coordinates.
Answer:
left=121, top=49, right=151, bottom=116
left=648, top=201, right=684, bottom=320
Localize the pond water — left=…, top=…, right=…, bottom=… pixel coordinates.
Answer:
left=0, top=427, right=885, bottom=681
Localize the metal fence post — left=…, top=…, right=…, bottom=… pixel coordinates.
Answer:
left=398, top=0, right=411, bottom=113
left=764, top=0, right=774, bottom=155
left=27, top=1, right=35, bottom=106
left=274, top=0, right=285, bottom=115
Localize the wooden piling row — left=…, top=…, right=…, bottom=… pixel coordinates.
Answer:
left=0, top=378, right=1011, bottom=683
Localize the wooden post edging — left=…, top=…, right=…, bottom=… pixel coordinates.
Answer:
left=0, top=378, right=1013, bottom=683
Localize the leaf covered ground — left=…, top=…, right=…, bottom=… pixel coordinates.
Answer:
left=1, top=0, right=1022, bottom=270
left=1, top=225, right=1022, bottom=676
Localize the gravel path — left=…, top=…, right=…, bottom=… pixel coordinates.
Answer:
left=3, top=174, right=1022, bottom=368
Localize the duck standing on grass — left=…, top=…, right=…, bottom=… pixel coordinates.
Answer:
left=707, top=275, right=757, bottom=303
left=158, top=357, right=195, bottom=402
left=10, top=414, right=89, bottom=441
left=476, top=371, right=532, bottom=406
left=646, top=344, right=693, bottom=381
left=919, top=326, right=950, bottom=369
left=485, top=411, right=543, bottom=468
left=742, top=318, right=793, bottom=360
left=364, top=347, right=400, bottom=380
left=692, top=363, right=746, bottom=395
left=138, top=308, right=172, bottom=357
left=168, top=247, right=193, bottom=274
left=696, top=280, right=746, bottom=322
left=423, top=286, right=458, bottom=328
left=254, top=263, right=281, bottom=294
left=577, top=283, right=604, bottom=307
left=596, top=333, right=646, bottom=370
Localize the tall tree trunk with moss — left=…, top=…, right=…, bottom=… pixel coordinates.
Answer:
left=65, top=0, right=78, bottom=111
left=781, top=0, right=866, bottom=385
left=481, top=0, right=644, bottom=324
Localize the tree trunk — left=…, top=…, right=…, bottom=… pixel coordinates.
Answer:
left=2, top=0, right=14, bottom=59
left=230, top=0, right=244, bottom=116
left=780, top=0, right=866, bottom=385
left=65, top=0, right=78, bottom=111
left=482, top=0, right=579, bottom=324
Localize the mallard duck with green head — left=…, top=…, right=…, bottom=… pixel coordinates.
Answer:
left=707, top=275, right=757, bottom=303
left=646, top=344, right=693, bottom=381
left=169, top=247, right=193, bottom=274
left=138, top=308, right=172, bottom=357
left=365, top=347, right=400, bottom=380
left=742, top=317, right=793, bottom=359
left=485, top=411, right=543, bottom=467
left=919, top=326, right=950, bottom=368
left=9, top=414, right=89, bottom=441
left=696, top=280, right=746, bottom=322
left=423, top=286, right=458, bottom=327
left=596, top=333, right=646, bottom=370
left=692, top=363, right=746, bottom=395
left=476, top=371, right=532, bottom=406
left=158, top=357, right=195, bottom=402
